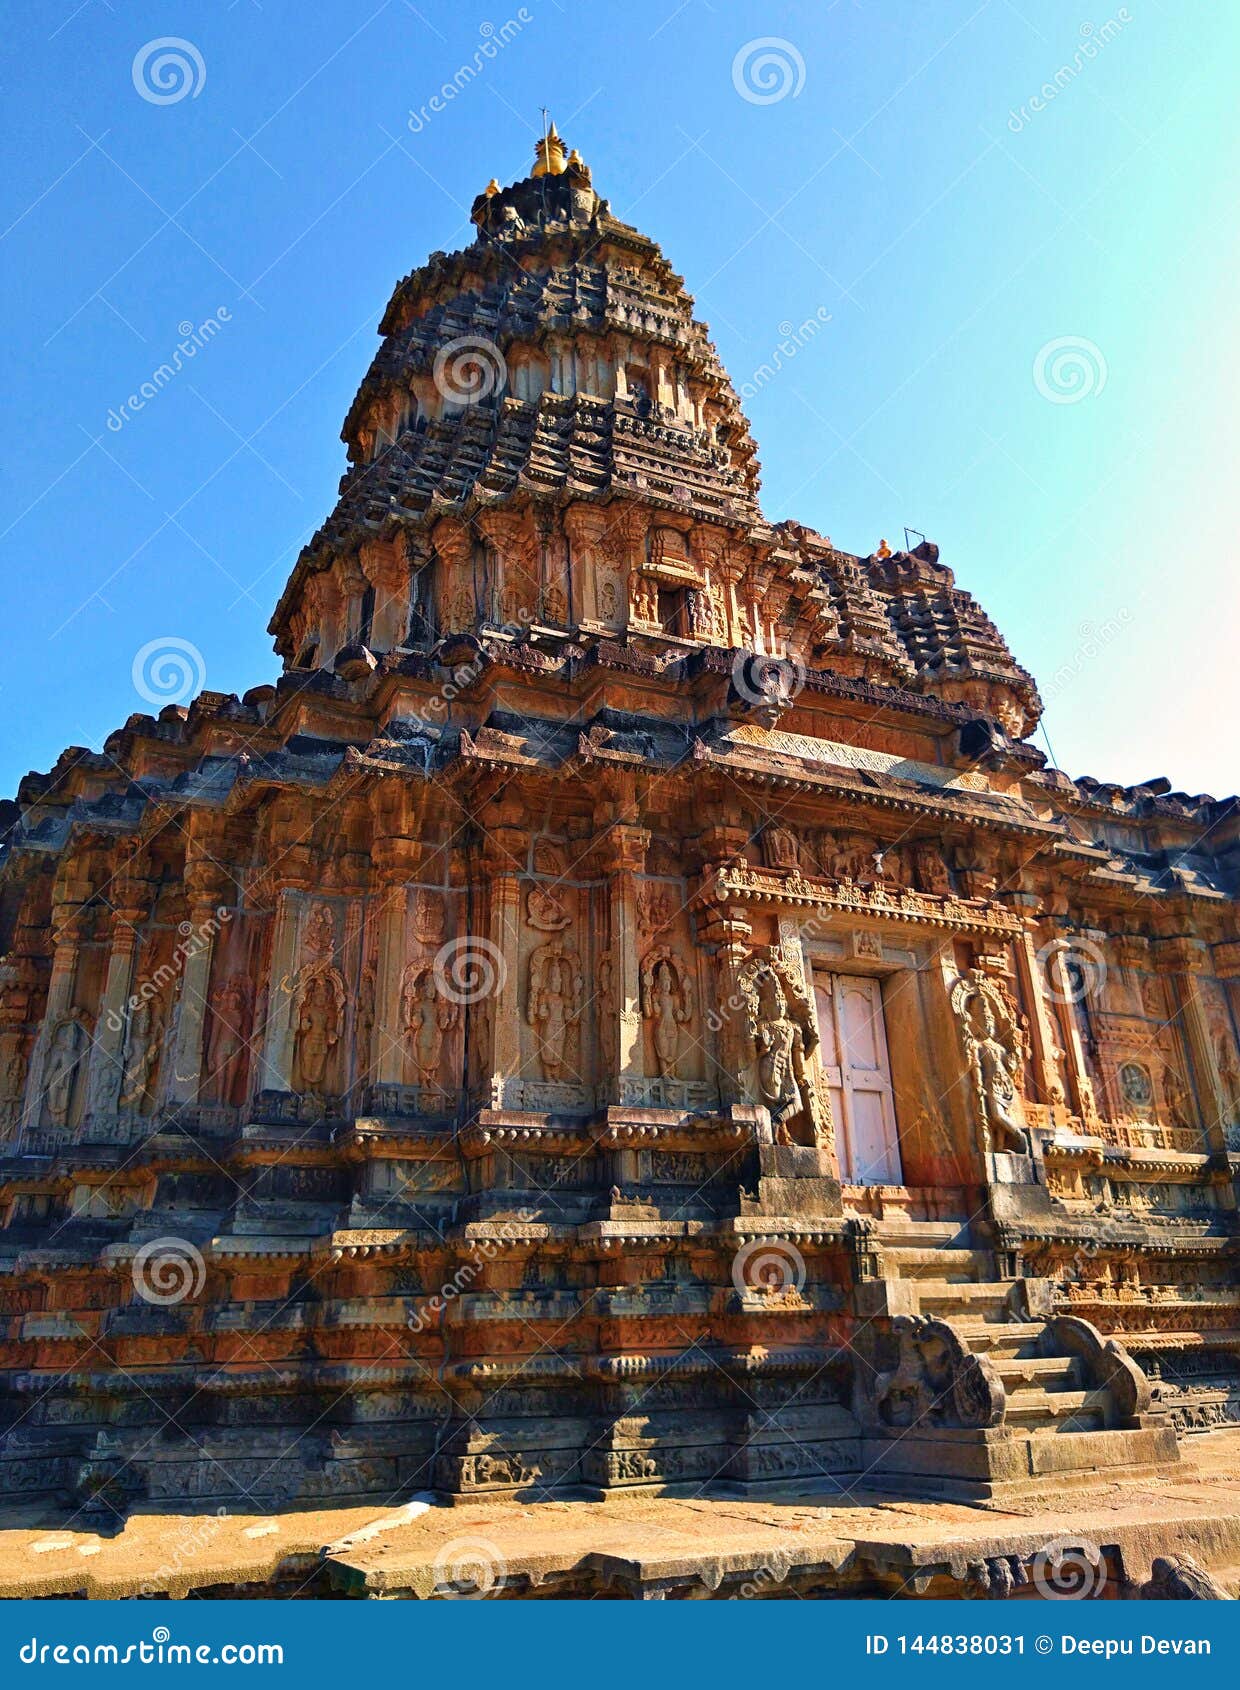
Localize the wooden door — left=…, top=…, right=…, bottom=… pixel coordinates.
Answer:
left=814, top=973, right=902, bottom=1184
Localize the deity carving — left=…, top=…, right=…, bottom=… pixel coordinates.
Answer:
left=738, top=955, right=827, bottom=1147
left=526, top=885, right=571, bottom=933
left=356, top=961, right=377, bottom=1088
left=630, top=570, right=658, bottom=624
left=912, top=843, right=953, bottom=896
left=526, top=941, right=583, bottom=1083
left=207, top=975, right=252, bottom=1109
left=400, top=963, right=458, bottom=1092
left=119, top=998, right=165, bottom=1112
left=950, top=969, right=1029, bottom=1155
left=761, top=825, right=800, bottom=872
left=411, top=890, right=445, bottom=946
left=302, top=904, right=336, bottom=961
left=291, top=969, right=345, bottom=1096
left=639, top=948, right=694, bottom=1079
left=1161, top=1064, right=1193, bottom=1133
left=1209, top=1013, right=1240, bottom=1121
left=43, top=1014, right=89, bottom=1129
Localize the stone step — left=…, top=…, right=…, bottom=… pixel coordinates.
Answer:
left=1004, top=1386, right=1107, bottom=1431
left=881, top=1246, right=990, bottom=1282
left=992, top=1354, right=1082, bottom=1392
left=957, top=1321, right=1045, bottom=1358
left=915, top=1281, right=1015, bottom=1321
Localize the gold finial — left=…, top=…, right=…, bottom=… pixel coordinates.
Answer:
left=484, top=178, right=501, bottom=197
left=875, top=537, right=892, bottom=559
left=532, top=120, right=567, bottom=177
left=567, top=148, right=583, bottom=168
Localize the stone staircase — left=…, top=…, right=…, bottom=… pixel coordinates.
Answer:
left=861, top=1218, right=1181, bottom=1497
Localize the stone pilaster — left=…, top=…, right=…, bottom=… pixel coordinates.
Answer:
left=86, top=921, right=141, bottom=1121
left=601, top=826, right=650, bottom=1103
left=256, top=889, right=301, bottom=1095
left=18, top=905, right=84, bottom=1142
left=1156, top=937, right=1229, bottom=1151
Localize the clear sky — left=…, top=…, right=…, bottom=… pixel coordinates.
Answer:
left=2, top=0, right=1236, bottom=800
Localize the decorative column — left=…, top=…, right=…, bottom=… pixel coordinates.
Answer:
left=370, top=848, right=417, bottom=1090
left=478, top=803, right=526, bottom=1112
left=600, top=825, right=650, bottom=1105
left=256, top=889, right=302, bottom=1095
left=169, top=860, right=229, bottom=1106
left=692, top=825, right=754, bottom=1114
left=1155, top=936, right=1229, bottom=1152
left=18, top=895, right=86, bottom=1142
left=86, top=920, right=141, bottom=1121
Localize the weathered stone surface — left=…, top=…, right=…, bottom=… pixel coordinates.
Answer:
left=0, top=135, right=1237, bottom=1561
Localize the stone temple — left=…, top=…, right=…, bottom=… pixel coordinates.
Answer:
left=1, top=131, right=1239, bottom=1594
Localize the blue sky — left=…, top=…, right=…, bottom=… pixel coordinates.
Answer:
left=3, top=0, right=1236, bottom=799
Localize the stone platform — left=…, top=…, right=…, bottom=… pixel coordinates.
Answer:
left=2, top=1427, right=1238, bottom=1600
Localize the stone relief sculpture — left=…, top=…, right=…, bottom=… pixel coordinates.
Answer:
left=119, top=998, right=165, bottom=1112
left=639, top=948, right=694, bottom=1078
left=874, top=1315, right=1007, bottom=1432
left=291, top=968, right=345, bottom=1096
left=526, top=941, right=583, bottom=1083
left=400, top=962, right=458, bottom=1092
left=738, top=954, right=826, bottom=1147
left=207, top=974, right=252, bottom=1109
left=950, top=969, right=1029, bottom=1155
left=43, top=1014, right=90, bottom=1129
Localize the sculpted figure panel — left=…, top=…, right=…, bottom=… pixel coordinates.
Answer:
left=291, top=968, right=345, bottom=1097
left=639, top=948, right=694, bottom=1079
left=208, top=975, right=252, bottom=1109
left=738, top=954, right=826, bottom=1147
left=119, top=998, right=165, bottom=1113
left=526, top=940, right=583, bottom=1083
left=400, top=963, right=458, bottom=1092
left=951, top=969, right=1029, bottom=1155
left=44, top=1014, right=90, bottom=1129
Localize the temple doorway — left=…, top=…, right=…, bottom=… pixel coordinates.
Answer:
left=814, top=972, right=902, bottom=1184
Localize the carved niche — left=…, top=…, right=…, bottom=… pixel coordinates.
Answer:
left=950, top=969, right=1029, bottom=1155
left=41, top=1013, right=90, bottom=1131
left=639, top=947, right=694, bottom=1079
left=400, top=962, right=459, bottom=1094
left=207, top=974, right=253, bottom=1109
left=119, top=996, right=166, bottom=1114
left=737, top=954, right=827, bottom=1147
left=291, top=967, right=345, bottom=1097
left=526, top=939, right=584, bottom=1084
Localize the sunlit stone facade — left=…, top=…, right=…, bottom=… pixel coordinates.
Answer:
left=1, top=135, right=1238, bottom=1527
